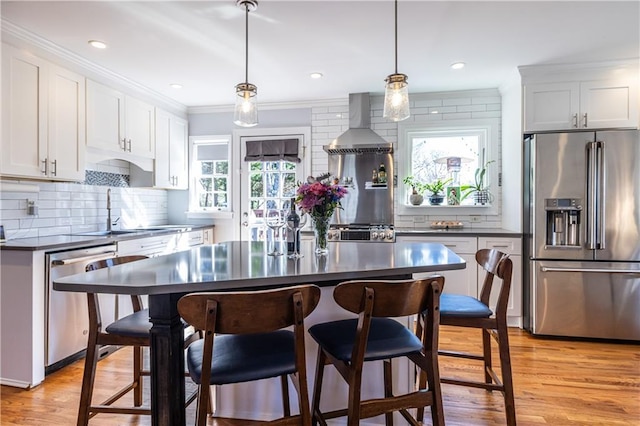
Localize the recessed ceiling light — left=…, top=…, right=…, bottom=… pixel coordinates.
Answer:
left=88, top=40, right=107, bottom=49
left=169, top=83, right=183, bottom=89
left=310, top=72, right=323, bottom=79
left=450, top=62, right=465, bottom=70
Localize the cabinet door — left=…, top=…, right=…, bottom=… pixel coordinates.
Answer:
left=125, top=96, right=155, bottom=158
left=48, top=65, right=85, bottom=181
left=86, top=80, right=125, bottom=153
left=397, top=236, right=478, bottom=297
left=477, top=237, right=522, bottom=320
left=524, top=82, right=580, bottom=132
left=580, top=80, right=639, bottom=129
left=154, top=108, right=172, bottom=188
left=1, top=45, right=49, bottom=177
left=169, top=115, right=188, bottom=189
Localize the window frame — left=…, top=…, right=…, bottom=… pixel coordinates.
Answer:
left=396, top=118, right=500, bottom=216
left=187, top=134, right=233, bottom=219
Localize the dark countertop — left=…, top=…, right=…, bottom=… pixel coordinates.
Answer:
left=395, top=227, right=521, bottom=238
left=53, top=240, right=466, bottom=295
left=0, top=224, right=214, bottom=252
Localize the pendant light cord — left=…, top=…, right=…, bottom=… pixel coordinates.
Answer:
left=244, top=2, right=249, bottom=84
left=394, top=0, right=398, bottom=74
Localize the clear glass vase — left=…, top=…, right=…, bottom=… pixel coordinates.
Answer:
left=311, top=215, right=330, bottom=255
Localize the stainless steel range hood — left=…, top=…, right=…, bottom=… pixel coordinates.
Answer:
left=324, top=93, right=393, bottom=155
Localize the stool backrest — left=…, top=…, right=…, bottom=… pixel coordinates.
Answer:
left=178, top=284, right=321, bottom=335
left=85, top=255, right=149, bottom=271
left=333, top=277, right=444, bottom=318
left=477, top=248, right=513, bottom=316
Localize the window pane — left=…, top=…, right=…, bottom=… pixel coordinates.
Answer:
left=265, top=173, right=280, bottom=197
left=215, top=161, right=228, bottom=174
left=250, top=162, right=262, bottom=171
left=199, top=177, right=212, bottom=191
left=214, top=194, right=227, bottom=208
left=282, top=173, right=297, bottom=197
left=199, top=193, right=212, bottom=208
left=250, top=174, right=263, bottom=197
left=201, top=162, right=213, bottom=175
left=214, top=177, right=227, bottom=191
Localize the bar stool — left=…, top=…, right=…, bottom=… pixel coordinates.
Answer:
left=309, top=277, right=445, bottom=426
left=422, top=248, right=516, bottom=425
left=177, top=284, right=321, bottom=426
left=77, top=255, right=201, bottom=426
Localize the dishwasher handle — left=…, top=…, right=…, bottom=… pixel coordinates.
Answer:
left=541, top=266, right=640, bottom=274
left=51, top=251, right=117, bottom=266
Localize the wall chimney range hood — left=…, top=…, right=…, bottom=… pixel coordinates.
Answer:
left=323, top=93, right=393, bottom=155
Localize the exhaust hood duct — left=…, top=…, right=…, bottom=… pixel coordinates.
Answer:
left=323, top=93, right=393, bottom=155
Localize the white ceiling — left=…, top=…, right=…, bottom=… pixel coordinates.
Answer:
left=2, top=1, right=638, bottom=109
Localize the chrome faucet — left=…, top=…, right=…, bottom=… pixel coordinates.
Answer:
left=106, top=188, right=112, bottom=232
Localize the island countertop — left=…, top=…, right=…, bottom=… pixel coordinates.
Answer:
left=54, top=240, right=466, bottom=295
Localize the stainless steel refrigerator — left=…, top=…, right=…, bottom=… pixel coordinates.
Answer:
left=523, top=130, right=640, bottom=341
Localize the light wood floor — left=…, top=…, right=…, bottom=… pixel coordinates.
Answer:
left=1, top=327, right=638, bottom=425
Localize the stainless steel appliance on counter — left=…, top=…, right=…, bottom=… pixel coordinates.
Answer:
left=45, top=244, right=118, bottom=372
left=523, top=130, right=640, bottom=341
left=323, top=93, right=395, bottom=243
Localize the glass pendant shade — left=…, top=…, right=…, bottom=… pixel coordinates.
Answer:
left=383, top=73, right=410, bottom=122
left=233, top=82, right=258, bottom=127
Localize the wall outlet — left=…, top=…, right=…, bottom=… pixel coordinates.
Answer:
left=470, top=215, right=482, bottom=223
left=27, top=200, right=38, bottom=216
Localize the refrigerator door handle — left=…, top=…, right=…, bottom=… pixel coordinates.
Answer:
left=540, top=266, right=640, bottom=274
left=595, top=141, right=605, bottom=250
left=586, top=141, right=598, bottom=249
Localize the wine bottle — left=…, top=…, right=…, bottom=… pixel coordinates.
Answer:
left=378, top=163, right=387, bottom=184
left=286, top=198, right=300, bottom=254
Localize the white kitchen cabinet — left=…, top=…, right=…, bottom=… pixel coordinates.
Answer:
left=1, top=45, right=85, bottom=180
left=86, top=79, right=155, bottom=159
left=154, top=108, right=188, bottom=189
left=396, top=236, right=478, bottom=297
left=524, top=78, right=638, bottom=132
left=203, top=227, right=215, bottom=244
left=477, top=237, right=522, bottom=327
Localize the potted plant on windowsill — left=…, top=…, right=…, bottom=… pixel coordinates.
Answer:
left=424, top=178, right=453, bottom=206
left=402, top=176, right=427, bottom=206
left=461, top=160, right=495, bottom=205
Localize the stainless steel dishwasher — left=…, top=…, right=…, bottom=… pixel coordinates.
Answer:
left=45, top=244, right=118, bottom=373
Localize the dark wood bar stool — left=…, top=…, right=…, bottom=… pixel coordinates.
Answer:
left=309, top=277, right=445, bottom=426
left=178, top=284, right=321, bottom=426
left=77, top=255, right=201, bottom=426
left=421, top=248, right=516, bottom=425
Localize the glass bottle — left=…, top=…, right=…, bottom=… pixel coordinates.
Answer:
left=286, top=198, right=300, bottom=255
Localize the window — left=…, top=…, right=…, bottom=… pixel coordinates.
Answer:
left=189, top=135, right=231, bottom=213
left=397, top=118, right=499, bottom=215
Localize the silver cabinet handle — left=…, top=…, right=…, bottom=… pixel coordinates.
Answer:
left=127, top=139, right=132, bottom=152
left=541, top=266, right=640, bottom=274
left=121, top=137, right=127, bottom=151
left=583, top=113, right=588, bottom=128
left=41, top=158, right=48, bottom=175
left=51, top=251, right=117, bottom=266
left=51, top=159, right=57, bottom=176
left=572, top=113, right=578, bottom=128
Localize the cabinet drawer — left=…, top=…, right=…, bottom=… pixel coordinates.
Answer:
left=118, top=235, right=174, bottom=256
left=477, top=237, right=521, bottom=255
left=397, top=236, right=477, bottom=254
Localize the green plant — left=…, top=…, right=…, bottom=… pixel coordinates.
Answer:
left=461, top=160, right=495, bottom=199
left=402, top=176, right=428, bottom=195
left=423, top=178, right=453, bottom=196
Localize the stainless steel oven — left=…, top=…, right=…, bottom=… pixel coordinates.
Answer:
left=45, top=244, right=117, bottom=372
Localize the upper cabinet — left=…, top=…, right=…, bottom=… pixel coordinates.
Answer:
left=1, top=44, right=85, bottom=181
left=86, top=79, right=155, bottom=160
left=521, top=61, right=639, bottom=133
left=154, top=108, right=188, bottom=189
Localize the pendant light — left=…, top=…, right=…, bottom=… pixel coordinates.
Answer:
left=383, top=0, right=410, bottom=122
left=233, top=0, right=258, bottom=127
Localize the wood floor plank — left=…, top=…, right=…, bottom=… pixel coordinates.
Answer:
left=1, top=327, right=638, bottom=425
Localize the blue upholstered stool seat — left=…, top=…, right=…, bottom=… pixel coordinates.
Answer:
left=309, top=317, right=422, bottom=362
left=105, top=308, right=152, bottom=338
left=105, top=309, right=191, bottom=338
left=440, top=293, right=493, bottom=318
left=186, top=330, right=296, bottom=385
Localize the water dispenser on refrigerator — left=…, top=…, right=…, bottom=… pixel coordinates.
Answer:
left=545, top=198, right=581, bottom=247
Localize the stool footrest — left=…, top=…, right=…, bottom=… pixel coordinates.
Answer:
left=438, top=349, right=484, bottom=361
left=441, top=376, right=504, bottom=392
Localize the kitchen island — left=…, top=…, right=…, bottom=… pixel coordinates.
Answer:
left=54, top=240, right=465, bottom=426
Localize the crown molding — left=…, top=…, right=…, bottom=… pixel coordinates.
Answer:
left=1, top=18, right=187, bottom=115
